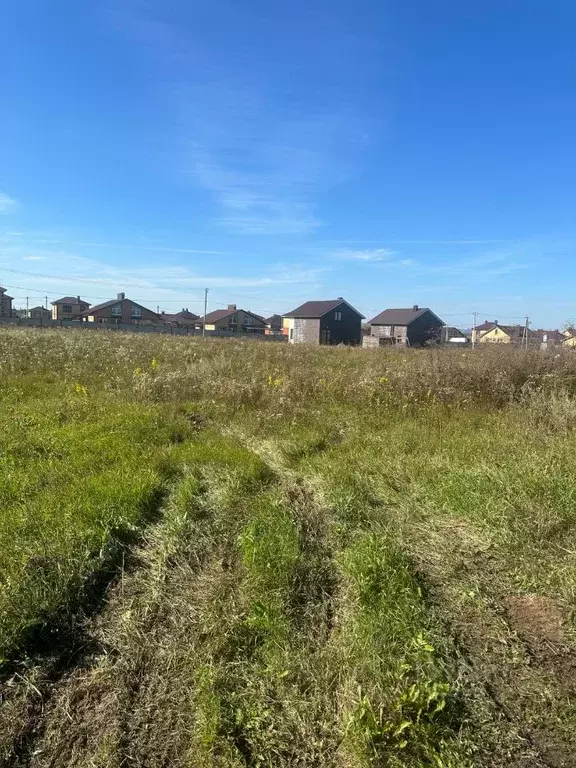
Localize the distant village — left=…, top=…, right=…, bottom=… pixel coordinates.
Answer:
left=1, top=285, right=574, bottom=349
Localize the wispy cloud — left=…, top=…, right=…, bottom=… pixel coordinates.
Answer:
left=117, top=9, right=366, bottom=235
left=0, top=193, right=17, bottom=214
left=188, top=116, right=354, bottom=234
left=333, top=247, right=396, bottom=262
left=1, top=234, right=227, bottom=254
left=0, top=245, right=327, bottom=312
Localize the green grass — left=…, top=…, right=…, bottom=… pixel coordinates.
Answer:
left=1, top=327, right=576, bottom=767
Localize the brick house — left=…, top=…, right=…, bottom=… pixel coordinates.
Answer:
left=202, top=305, right=266, bottom=333
left=264, top=314, right=283, bottom=335
left=0, top=286, right=14, bottom=318
left=161, top=309, right=200, bottom=327
left=80, top=293, right=160, bottom=324
left=29, top=306, right=52, bottom=320
left=283, top=298, right=364, bottom=345
left=52, top=296, right=90, bottom=321
left=367, top=306, right=444, bottom=346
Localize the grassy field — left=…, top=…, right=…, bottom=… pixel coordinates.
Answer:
left=1, top=327, right=576, bottom=767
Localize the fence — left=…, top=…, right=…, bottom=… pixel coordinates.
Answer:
left=0, top=317, right=287, bottom=341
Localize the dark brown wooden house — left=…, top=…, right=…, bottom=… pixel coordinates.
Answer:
left=367, top=305, right=444, bottom=346
left=283, top=298, right=364, bottom=345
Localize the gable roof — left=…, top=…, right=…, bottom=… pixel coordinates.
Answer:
left=446, top=326, right=467, bottom=338
left=203, top=308, right=266, bottom=325
left=369, top=307, right=443, bottom=326
left=163, top=309, right=200, bottom=322
left=51, top=296, right=90, bottom=306
left=265, top=313, right=283, bottom=326
left=80, top=297, right=159, bottom=317
left=283, top=298, right=364, bottom=319
left=532, top=329, right=565, bottom=343
left=30, top=305, right=50, bottom=311
left=478, top=324, right=536, bottom=341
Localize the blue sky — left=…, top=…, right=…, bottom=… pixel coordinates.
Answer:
left=1, top=0, right=575, bottom=327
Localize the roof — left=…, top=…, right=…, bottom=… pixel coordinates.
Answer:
left=30, top=305, right=50, bottom=311
left=51, top=296, right=89, bottom=305
left=283, top=298, right=364, bottom=319
left=203, top=308, right=236, bottom=324
left=532, top=329, right=565, bottom=343
left=163, top=310, right=200, bottom=322
left=446, top=326, right=467, bottom=337
left=369, top=307, right=443, bottom=326
left=265, top=313, right=283, bottom=326
left=478, top=324, right=536, bottom=341
left=80, top=297, right=159, bottom=317
left=203, top=308, right=266, bottom=324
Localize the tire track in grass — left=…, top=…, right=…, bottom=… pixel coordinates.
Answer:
left=226, top=428, right=477, bottom=766
left=1, top=441, right=274, bottom=768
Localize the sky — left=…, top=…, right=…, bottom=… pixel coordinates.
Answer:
left=1, top=0, right=575, bottom=327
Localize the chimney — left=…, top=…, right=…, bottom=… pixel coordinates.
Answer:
left=77, top=296, right=81, bottom=303
left=413, top=304, right=419, bottom=311
left=117, top=292, right=125, bottom=301
left=227, top=303, right=237, bottom=311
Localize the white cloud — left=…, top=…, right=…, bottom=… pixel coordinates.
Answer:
left=333, top=247, right=396, bottom=262
left=0, top=245, right=326, bottom=311
left=117, top=11, right=364, bottom=235
left=0, top=193, right=17, bottom=214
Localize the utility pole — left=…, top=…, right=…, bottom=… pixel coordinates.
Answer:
left=524, top=316, right=530, bottom=350
left=26, top=297, right=29, bottom=317
left=203, top=288, right=209, bottom=337
left=157, top=305, right=160, bottom=315
left=45, top=295, right=48, bottom=310
left=472, top=311, right=478, bottom=350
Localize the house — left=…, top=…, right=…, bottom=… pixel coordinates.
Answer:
left=202, top=304, right=266, bottom=334
left=476, top=322, right=533, bottom=345
left=532, top=329, right=565, bottom=348
left=80, top=293, right=160, bottom=325
left=282, top=298, right=364, bottom=345
left=563, top=333, right=576, bottom=348
left=52, top=296, right=90, bottom=321
left=445, top=326, right=468, bottom=344
left=161, top=309, right=200, bottom=327
left=264, top=314, right=283, bottom=335
left=367, top=306, right=444, bottom=347
left=0, top=286, right=14, bottom=318
left=29, top=306, right=52, bottom=320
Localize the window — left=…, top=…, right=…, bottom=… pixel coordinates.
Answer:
left=290, top=328, right=294, bottom=340
left=131, top=306, right=142, bottom=319
left=244, top=315, right=253, bottom=326
left=63, top=304, right=72, bottom=313
left=111, top=305, right=122, bottom=317
left=334, top=310, right=342, bottom=321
